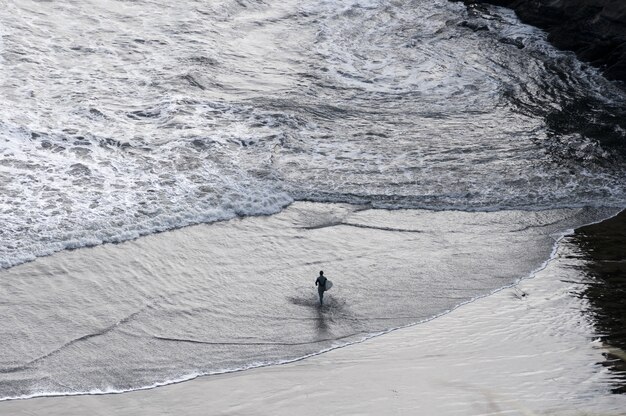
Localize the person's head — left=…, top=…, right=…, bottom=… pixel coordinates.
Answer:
left=319, top=270, right=324, bottom=276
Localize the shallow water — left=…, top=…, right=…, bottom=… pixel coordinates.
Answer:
left=0, top=202, right=618, bottom=399
left=3, top=214, right=626, bottom=415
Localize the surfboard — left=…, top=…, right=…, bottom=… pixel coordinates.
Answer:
left=325, top=280, right=333, bottom=291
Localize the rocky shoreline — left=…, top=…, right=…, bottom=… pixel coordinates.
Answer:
left=457, top=0, right=626, bottom=86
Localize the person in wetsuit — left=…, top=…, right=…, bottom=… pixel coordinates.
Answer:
left=315, top=270, right=327, bottom=306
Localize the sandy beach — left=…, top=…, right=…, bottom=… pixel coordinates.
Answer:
left=1, top=204, right=625, bottom=416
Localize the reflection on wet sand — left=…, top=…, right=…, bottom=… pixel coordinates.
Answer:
left=316, top=307, right=330, bottom=336
left=573, top=210, right=626, bottom=394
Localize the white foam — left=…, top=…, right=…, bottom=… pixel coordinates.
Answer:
left=1, top=0, right=625, bottom=271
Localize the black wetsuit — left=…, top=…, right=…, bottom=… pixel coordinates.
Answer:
left=315, top=276, right=327, bottom=305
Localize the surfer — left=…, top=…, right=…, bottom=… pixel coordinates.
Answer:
left=315, top=270, right=327, bottom=306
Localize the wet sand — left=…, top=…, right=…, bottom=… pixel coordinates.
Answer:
left=1, top=205, right=625, bottom=415
left=572, top=211, right=626, bottom=393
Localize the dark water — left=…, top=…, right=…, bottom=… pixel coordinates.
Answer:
left=1, top=0, right=626, bottom=401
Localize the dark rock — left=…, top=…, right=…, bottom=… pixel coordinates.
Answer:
left=455, top=0, right=626, bottom=86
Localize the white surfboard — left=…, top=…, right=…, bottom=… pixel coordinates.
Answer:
left=325, top=280, right=333, bottom=291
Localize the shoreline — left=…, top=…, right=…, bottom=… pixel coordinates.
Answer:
left=1, top=204, right=624, bottom=414
left=5, top=200, right=626, bottom=274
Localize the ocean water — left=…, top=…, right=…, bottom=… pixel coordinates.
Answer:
left=1, top=0, right=625, bottom=401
